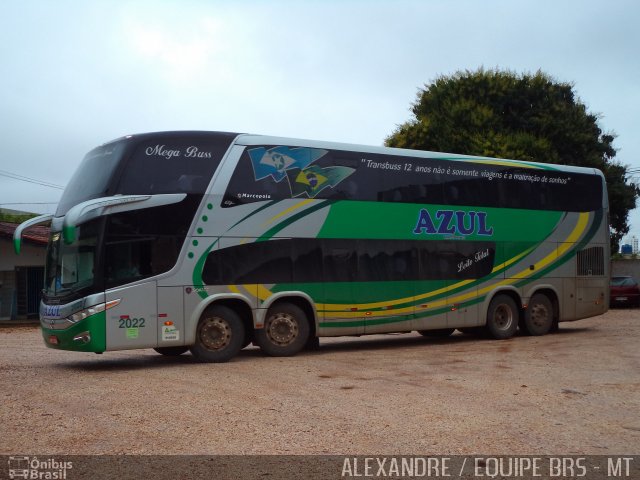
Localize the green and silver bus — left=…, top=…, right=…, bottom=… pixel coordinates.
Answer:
left=15, top=131, right=609, bottom=362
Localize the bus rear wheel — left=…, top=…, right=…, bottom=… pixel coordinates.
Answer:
left=485, top=294, right=519, bottom=339
left=190, top=305, right=245, bottom=363
left=255, top=303, right=310, bottom=357
left=521, top=293, right=553, bottom=336
left=154, top=346, right=188, bottom=356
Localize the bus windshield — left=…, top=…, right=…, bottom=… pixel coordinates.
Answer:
left=56, top=140, right=127, bottom=216
left=44, top=220, right=101, bottom=298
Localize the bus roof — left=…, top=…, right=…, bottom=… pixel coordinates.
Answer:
left=235, top=132, right=603, bottom=178
left=112, top=130, right=603, bottom=179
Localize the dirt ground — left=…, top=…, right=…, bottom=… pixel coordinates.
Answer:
left=1, top=309, right=639, bottom=456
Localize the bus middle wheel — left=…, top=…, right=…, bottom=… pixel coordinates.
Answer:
left=190, top=305, right=245, bottom=363
left=485, top=294, right=519, bottom=339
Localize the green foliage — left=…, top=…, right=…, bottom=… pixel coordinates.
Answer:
left=0, top=212, right=38, bottom=223
left=386, top=68, right=638, bottom=253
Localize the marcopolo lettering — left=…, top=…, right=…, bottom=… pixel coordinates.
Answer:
left=413, top=209, right=494, bottom=236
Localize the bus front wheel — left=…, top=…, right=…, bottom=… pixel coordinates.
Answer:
left=190, top=305, right=245, bottom=363
left=255, top=303, right=310, bottom=357
left=485, top=294, right=519, bottom=339
left=521, top=293, right=553, bottom=336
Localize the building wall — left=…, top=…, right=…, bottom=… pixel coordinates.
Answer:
left=0, top=238, right=46, bottom=270
left=611, top=259, right=640, bottom=279
left=0, top=269, right=16, bottom=319
left=0, top=238, right=46, bottom=319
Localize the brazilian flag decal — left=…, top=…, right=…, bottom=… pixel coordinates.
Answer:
left=288, top=165, right=355, bottom=198
left=248, top=146, right=328, bottom=183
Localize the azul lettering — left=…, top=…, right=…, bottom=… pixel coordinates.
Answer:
left=43, top=305, right=61, bottom=317
left=413, top=209, right=494, bottom=236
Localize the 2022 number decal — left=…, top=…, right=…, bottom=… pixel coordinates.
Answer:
left=118, top=317, right=146, bottom=328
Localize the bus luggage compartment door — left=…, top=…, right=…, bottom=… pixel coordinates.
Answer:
left=105, top=281, right=158, bottom=350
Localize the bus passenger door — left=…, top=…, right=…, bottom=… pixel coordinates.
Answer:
left=105, top=281, right=158, bottom=350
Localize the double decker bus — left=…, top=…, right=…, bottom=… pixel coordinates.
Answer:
left=15, top=131, right=609, bottom=362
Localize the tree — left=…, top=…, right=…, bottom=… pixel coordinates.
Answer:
left=385, top=68, right=638, bottom=253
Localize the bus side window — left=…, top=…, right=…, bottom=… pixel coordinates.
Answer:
left=356, top=240, right=416, bottom=282
left=323, top=241, right=357, bottom=282
left=292, top=239, right=324, bottom=282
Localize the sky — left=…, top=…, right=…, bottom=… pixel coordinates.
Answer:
left=1, top=0, right=639, bottom=240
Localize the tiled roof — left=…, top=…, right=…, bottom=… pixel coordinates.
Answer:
left=0, top=222, right=49, bottom=246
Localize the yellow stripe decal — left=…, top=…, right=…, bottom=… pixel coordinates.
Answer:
left=262, top=199, right=315, bottom=227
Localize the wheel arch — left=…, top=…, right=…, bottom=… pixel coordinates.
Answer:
left=481, top=287, right=523, bottom=326
left=258, top=291, right=318, bottom=339
left=186, top=293, right=254, bottom=345
left=524, top=285, right=561, bottom=323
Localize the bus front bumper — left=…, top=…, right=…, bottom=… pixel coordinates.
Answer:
left=40, top=311, right=107, bottom=353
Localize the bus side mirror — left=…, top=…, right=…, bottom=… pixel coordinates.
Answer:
left=13, top=214, right=53, bottom=254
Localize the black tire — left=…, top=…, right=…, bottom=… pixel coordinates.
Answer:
left=255, top=303, right=310, bottom=357
left=305, top=336, right=321, bottom=351
left=417, top=328, right=455, bottom=337
left=241, top=330, right=253, bottom=349
left=485, top=294, right=519, bottom=339
left=153, top=346, right=188, bottom=356
left=190, top=305, right=245, bottom=363
left=521, top=293, right=554, bottom=336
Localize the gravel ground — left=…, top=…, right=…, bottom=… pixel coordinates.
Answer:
left=1, top=309, right=639, bottom=456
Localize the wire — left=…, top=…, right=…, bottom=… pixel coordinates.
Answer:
left=0, top=202, right=58, bottom=205
left=0, top=169, right=64, bottom=189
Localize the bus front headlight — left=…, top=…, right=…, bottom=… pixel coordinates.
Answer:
left=67, top=299, right=121, bottom=323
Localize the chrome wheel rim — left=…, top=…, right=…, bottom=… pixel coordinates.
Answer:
left=529, top=302, right=549, bottom=328
left=494, top=304, right=514, bottom=330
left=199, top=316, right=232, bottom=351
left=266, top=313, right=299, bottom=346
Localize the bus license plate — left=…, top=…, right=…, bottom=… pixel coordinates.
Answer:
left=616, top=297, right=628, bottom=301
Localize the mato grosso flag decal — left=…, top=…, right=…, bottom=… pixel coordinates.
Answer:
left=248, top=146, right=355, bottom=198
